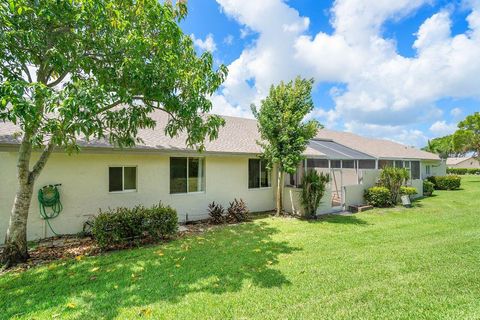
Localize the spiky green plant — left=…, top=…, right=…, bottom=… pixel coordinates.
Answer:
left=300, top=169, right=330, bottom=218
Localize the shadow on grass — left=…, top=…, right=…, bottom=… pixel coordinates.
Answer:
left=308, top=214, right=369, bottom=226
left=1, top=221, right=299, bottom=319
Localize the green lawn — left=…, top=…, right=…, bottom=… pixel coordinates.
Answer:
left=2, top=176, right=480, bottom=319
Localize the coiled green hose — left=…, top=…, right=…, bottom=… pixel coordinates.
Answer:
left=38, top=185, right=63, bottom=236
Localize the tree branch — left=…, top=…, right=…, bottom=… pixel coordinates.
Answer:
left=29, top=140, right=55, bottom=181
left=20, top=63, right=33, bottom=83
left=47, top=71, right=69, bottom=88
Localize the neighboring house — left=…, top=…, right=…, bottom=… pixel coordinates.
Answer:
left=0, top=112, right=445, bottom=242
left=446, top=157, right=480, bottom=169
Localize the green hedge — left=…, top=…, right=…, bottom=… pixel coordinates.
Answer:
left=423, top=180, right=435, bottom=196
left=91, top=203, right=178, bottom=249
left=427, top=175, right=461, bottom=190
left=364, top=186, right=392, bottom=207
left=447, top=168, right=480, bottom=175
left=400, top=186, right=417, bottom=198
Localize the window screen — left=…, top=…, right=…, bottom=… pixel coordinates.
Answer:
left=249, top=159, right=271, bottom=189
left=379, top=160, right=394, bottom=169
left=342, top=160, right=355, bottom=168
left=394, top=160, right=404, bottom=168
left=307, top=159, right=329, bottom=168
left=330, top=160, right=341, bottom=168
left=411, top=161, right=420, bottom=180
left=170, top=157, right=205, bottom=194
left=358, top=160, right=376, bottom=169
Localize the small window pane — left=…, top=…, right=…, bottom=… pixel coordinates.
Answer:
left=249, top=159, right=260, bottom=188
left=307, top=159, right=329, bottom=168
left=330, top=160, right=341, bottom=168
left=260, top=160, right=270, bottom=188
left=109, top=167, right=123, bottom=192
left=411, top=161, right=420, bottom=180
left=170, top=158, right=187, bottom=194
left=123, top=167, right=137, bottom=190
left=342, top=160, right=355, bottom=168
left=404, top=161, right=411, bottom=169
left=358, top=160, right=376, bottom=169
left=188, top=158, right=204, bottom=192
left=395, top=160, right=404, bottom=168
left=379, top=160, right=394, bottom=169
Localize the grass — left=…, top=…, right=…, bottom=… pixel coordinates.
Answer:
left=2, top=176, right=480, bottom=319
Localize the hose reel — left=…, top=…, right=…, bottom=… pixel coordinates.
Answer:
left=38, top=184, right=63, bottom=236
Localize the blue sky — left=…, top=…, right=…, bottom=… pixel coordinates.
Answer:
left=180, top=0, right=480, bottom=147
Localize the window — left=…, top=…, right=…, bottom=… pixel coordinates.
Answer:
left=358, top=160, right=376, bottom=169
left=170, top=157, right=205, bottom=194
left=342, top=160, right=355, bottom=168
left=411, top=161, right=420, bottom=180
left=426, top=165, right=431, bottom=175
left=109, top=166, right=137, bottom=192
left=394, top=160, right=404, bottom=168
left=249, top=159, right=271, bottom=189
left=307, top=159, right=329, bottom=168
left=379, top=160, right=394, bottom=169
left=330, top=160, right=341, bottom=168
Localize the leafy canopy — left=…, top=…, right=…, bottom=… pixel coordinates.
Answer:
left=0, top=0, right=228, bottom=152
left=453, top=112, right=480, bottom=159
left=251, top=77, right=320, bottom=174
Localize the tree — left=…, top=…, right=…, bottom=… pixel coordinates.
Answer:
left=0, top=0, right=227, bottom=267
left=422, top=135, right=464, bottom=159
left=300, top=169, right=329, bottom=219
left=453, top=112, right=480, bottom=159
left=251, top=77, right=320, bottom=216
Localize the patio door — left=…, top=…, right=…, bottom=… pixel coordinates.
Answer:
left=330, top=169, right=343, bottom=210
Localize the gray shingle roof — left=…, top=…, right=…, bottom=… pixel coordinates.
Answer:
left=0, top=111, right=439, bottom=160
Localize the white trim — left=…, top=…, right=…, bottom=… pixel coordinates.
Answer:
left=108, top=165, right=138, bottom=193
left=169, top=156, right=206, bottom=194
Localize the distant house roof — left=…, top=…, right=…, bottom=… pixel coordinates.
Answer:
left=446, top=157, right=475, bottom=165
left=0, top=111, right=439, bottom=160
left=315, top=129, right=440, bottom=160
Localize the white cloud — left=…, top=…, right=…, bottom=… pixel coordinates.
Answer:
left=191, top=33, right=217, bottom=52
left=211, top=0, right=480, bottom=144
left=451, top=107, right=463, bottom=118
left=429, top=120, right=458, bottom=136
left=223, top=34, right=234, bottom=45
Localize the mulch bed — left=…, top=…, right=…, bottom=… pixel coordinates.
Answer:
left=0, top=222, right=213, bottom=274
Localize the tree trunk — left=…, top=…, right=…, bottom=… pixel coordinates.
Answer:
left=276, top=168, right=284, bottom=216
left=1, top=136, right=54, bottom=268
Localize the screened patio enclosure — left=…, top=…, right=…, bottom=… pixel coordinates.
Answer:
left=286, top=139, right=377, bottom=209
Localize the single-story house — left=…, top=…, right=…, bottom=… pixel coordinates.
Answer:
left=446, top=157, right=480, bottom=169
left=0, top=112, right=445, bottom=242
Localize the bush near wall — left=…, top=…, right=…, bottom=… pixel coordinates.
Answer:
left=400, top=186, right=417, bottom=198
left=364, top=187, right=392, bottom=207
left=447, top=168, right=480, bottom=175
left=427, top=175, right=461, bottom=190
left=423, top=180, right=435, bottom=196
left=91, top=203, right=178, bottom=249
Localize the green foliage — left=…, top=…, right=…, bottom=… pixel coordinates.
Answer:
left=207, top=201, right=225, bottom=224
left=427, top=175, right=461, bottom=190
left=379, top=167, right=409, bottom=205
left=423, top=180, right=435, bottom=196
left=400, top=186, right=417, bottom=198
left=91, top=203, right=178, bottom=249
left=300, top=169, right=330, bottom=218
left=364, top=186, right=392, bottom=207
left=251, top=77, right=320, bottom=174
left=0, top=0, right=228, bottom=152
left=422, top=135, right=464, bottom=158
left=447, top=168, right=480, bottom=175
left=227, top=199, right=249, bottom=223
left=453, top=112, right=480, bottom=159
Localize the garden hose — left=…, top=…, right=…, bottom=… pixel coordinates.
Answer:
left=38, top=184, right=63, bottom=236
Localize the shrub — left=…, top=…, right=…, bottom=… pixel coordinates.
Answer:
left=300, top=169, right=330, bottom=219
left=423, top=180, right=435, bottom=196
left=91, top=203, right=178, bottom=249
left=379, top=166, right=409, bottom=204
left=400, top=186, right=417, bottom=199
left=364, top=187, right=392, bottom=207
left=207, top=201, right=226, bottom=224
left=227, top=199, right=249, bottom=223
left=427, top=175, right=461, bottom=190
left=447, top=168, right=480, bottom=175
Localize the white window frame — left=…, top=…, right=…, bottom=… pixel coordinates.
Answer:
left=170, top=157, right=205, bottom=195
left=249, top=159, right=272, bottom=190
left=426, top=165, right=431, bottom=175
left=108, top=166, right=138, bottom=193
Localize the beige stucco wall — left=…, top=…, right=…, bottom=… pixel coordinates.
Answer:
left=448, top=158, right=480, bottom=169
left=283, top=185, right=332, bottom=216
left=0, top=151, right=275, bottom=242
left=421, top=160, right=446, bottom=179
